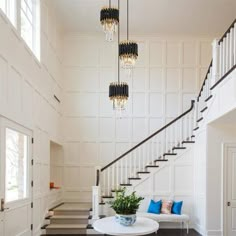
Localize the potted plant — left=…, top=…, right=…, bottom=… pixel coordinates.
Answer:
left=109, top=188, right=144, bottom=226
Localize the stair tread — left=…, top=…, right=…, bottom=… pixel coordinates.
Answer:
left=163, top=153, right=177, bottom=155
left=46, top=224, right=87, bottom=229
left=146, top=165, right=159, bottom=167
left=51, top=215, right=89, bottom=219
left=54, top=203, right=91, bottom=212
left=182, top=141, right=195, bottom=144
left=173, top=147, right=186, bottom=150
left=155, top=159, right=168, bottom=162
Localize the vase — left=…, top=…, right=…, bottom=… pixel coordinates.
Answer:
left=115, top=214, right=136, bottom=226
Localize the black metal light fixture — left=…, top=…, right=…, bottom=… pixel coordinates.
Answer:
left=100, top=0, right=119, bottom=42
left=109, top=0, right=129, bottom=112
left=119, top=0, right=138, bottom=72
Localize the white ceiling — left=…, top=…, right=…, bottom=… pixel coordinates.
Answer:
left=51, top=0, right=236, bottom=37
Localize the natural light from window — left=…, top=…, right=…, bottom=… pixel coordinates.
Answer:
left=21, top=0, right=40, bottom=60
left=5, top=128, right=29, bottom=203
left=0, top=0, right=17, bottom=26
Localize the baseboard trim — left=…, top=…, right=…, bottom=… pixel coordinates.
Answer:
left=206, top=230, right=222, bottom=236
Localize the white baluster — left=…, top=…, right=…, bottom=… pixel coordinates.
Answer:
left=125, top=156, right=128, bottom=183
left=112, top=164, right=114, bottom=191
left=103, top=170, right=106, bottom=196
left=133, top=151, right=136, bottom=177
left=226, top=33, right=229, bottom=71
left=130, top=153, right=132, bottom=179
left=230, top=28, right=233, bottom=68
left=116, top=162, right=119, bottom=190
left=222, top=38, right=226, bottom=76
left=107, top=168, right=110, bottom=195
left=234, top=23, right=236, bottom=65
left=219, top=43, right=222, bottom=78
left=138, top=147, right=141, bottom=171
left=120, top=159, right=123, bottom=185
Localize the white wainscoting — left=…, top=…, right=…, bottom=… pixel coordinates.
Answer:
left=62, top=35, right=212, bottom=203
left=0, top=1, right=63, bottom=234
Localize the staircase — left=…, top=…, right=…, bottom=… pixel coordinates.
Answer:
left=92, top=18, right=236, bottom=220
left=44, top=203, right=94, bottom=235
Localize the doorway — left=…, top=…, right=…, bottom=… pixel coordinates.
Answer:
left=224, top=144, right=236, bottom=236
left=0, top=118, right=33, bottom=236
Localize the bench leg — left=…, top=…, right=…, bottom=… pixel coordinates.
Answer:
left=186, top=221, right=189, bottom=234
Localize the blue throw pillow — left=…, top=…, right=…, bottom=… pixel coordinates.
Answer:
left=171, top=201, right=183, bottom=215
left=147, top=200, right=162, bottom=214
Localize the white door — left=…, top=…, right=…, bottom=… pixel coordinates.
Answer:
left=226, top=147, right=236, bottom=236
left=0, top=118, right=33, bottom=236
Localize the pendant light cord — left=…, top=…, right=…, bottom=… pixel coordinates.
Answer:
left=127, top=0, right=129, bottom=41
left=109, top=0, right=111, bottom=8
left=118, top=0, right=120, bottom=84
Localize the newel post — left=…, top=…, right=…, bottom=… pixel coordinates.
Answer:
left=92, top=166, right=101, bottom=220
left=211, top=39, right=220, bottom=86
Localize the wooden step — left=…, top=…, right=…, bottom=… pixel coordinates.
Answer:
left=154, top=159, right=168, bottom=162
left=50, top=215, right=89, bottom=224
left=193, top=127, right=199, bottom=131
left=46, top=224, right=87, bottom=235
left=128, top=177, right=141, bottom=180
left=146, top=165, right=159, bottom=168
left=137, top=171, right=150, bottom=174
left=172, top=147, right=186, bottom=150
left=53, top=203, right=91, bottom=216
left=182, top=141, right=195, bottom=144
left=102, top=196, right=114, bottom=199
left=163, top=153, right=177, bottom=156
left=197, top=117, right=203, bottom=122
left=120, top=183, right=132, bottom=186
left=201, top=107, right=208, bottom=113
left=205, top=95, right=213, bottom=102
left=111, top=189, right=124, bottom=192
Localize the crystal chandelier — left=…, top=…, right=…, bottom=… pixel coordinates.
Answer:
left=100, top=0, right=119, bottom=42
left=109, top=82, right=129, bottom=111
left=119, top=0, right=138, bottom=73
left=109, top=0, right=129, bottom=113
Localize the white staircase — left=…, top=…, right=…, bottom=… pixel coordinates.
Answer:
left=92, top=18, right=236, bottom=222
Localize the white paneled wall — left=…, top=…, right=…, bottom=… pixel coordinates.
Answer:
left=0, top=0, right=63, bottom=235
left=62, top=35, right=212, bottom=202
left=135, top=148, right=194, bottom=227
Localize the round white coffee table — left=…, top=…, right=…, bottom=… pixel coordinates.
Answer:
left=93, top=216, right=159, bottom=235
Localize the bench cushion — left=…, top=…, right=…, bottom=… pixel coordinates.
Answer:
left=137, top=212, right=189, bottom=222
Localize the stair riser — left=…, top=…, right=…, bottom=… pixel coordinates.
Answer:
left=50, top=218, right=88, bottom=224
left=54, top=210, right=90, bottom=216
left=46, top=229, right=86, bottom=235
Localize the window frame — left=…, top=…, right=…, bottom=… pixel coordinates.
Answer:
left=0, top=0, right=40, bottom=61
left=0, top=118, right=32, bottom=208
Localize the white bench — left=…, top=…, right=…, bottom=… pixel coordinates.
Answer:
left=137, top=212, right=189, bottom=234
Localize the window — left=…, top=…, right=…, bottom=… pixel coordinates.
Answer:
left=5, top=128, right=29, bottom=202
left=0, top=0, right=40, bottom=60
left=0, top=0, right=17, bottom=26
left=21, top=0, right=40, bottom=60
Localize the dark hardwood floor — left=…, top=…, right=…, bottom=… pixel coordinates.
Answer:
left=42, top=229, right=201, bottom=236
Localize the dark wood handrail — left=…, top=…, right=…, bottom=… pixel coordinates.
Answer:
left=197, top=60, right=212, bottom=101
left=211, top=64, right=236, bottom=90
left=218, top=18, right=236, bottom=45
left=101, top=100, right=195, bottom=172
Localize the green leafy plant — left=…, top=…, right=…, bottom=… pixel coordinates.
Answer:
left=109, top=188, right=144, bottom=215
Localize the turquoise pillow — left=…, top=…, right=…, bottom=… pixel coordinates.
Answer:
left=171, top=201, right=183, bottom=215
left=147, top=200, right=162, bottom=214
